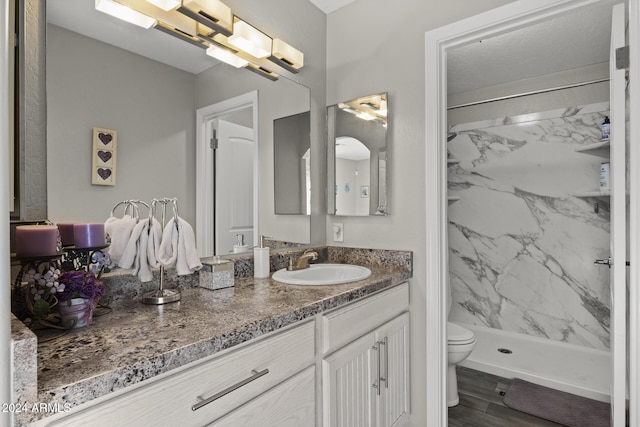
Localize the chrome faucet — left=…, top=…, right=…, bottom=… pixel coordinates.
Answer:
left=287, top=249, right=318, bottom=271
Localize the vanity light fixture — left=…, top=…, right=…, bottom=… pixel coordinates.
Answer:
left=269, top=38, right=304, bottom=73
left=206, top=44, right=249, bottom=68
left=96, top=0, right=303, bottom=81
left=228, top=19, right=272, bottom=58
left=178, top=0, right=234, bottom=37
left=113, top=0, right=204, bottom=36
left=96, top=0, right=157, bottom=29
left=155, top=21, right=208, bottom=49
left=144, top=0, right=180, bottom=11
left=355, top=111, right=376, bottom=121
left=245, top=63, right=279, bottom=81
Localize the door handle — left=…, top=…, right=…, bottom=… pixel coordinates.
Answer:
left=594, top=258, right=631, bottom=267
left=372, top=342, right=381, bottom=395
left=594, top=257, right=612, bottom=267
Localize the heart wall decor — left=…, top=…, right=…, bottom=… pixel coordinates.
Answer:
left=92, top=127, right=117, bottom=186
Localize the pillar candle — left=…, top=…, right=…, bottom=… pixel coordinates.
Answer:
left=15, top=225, right=59, bottom=257
left=56, top=222, right=77, bottom=246
left=73, top=223, right=106, bottom=248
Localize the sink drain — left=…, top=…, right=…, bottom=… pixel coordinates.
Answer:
left=497, top=348, right=513, bottom=354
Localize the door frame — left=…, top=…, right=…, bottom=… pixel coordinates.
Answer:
left=424, top=0, right=639, bottom=425
left=195, top=91, right=259, bottom=258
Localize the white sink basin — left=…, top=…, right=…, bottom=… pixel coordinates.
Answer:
left=272, top=263, right=372, bottom=286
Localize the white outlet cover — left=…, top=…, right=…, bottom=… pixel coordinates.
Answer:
left=333, top=222, right=344, bottom=242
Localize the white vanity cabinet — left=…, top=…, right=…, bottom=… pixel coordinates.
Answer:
left=321, top=283, right=410, bottom=427
left=40, top=320, right=315, bottom=427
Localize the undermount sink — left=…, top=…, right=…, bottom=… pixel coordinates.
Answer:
left=272, top=263, right=372, bottom=286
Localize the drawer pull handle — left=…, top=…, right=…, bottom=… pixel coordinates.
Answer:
left=192, top=368, right=269, bottom=411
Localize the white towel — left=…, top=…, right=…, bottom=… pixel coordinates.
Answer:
left=105, top=214, right=137, bottom=266
left=157, top=216, right=202, bottom=275
left=146, top=217, right=163, bottom=269
left=119, top=219, right=154, bottom=282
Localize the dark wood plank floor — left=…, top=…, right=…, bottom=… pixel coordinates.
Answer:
left=448, top=366, right=565, bottom=427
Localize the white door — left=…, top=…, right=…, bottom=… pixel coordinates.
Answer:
left=215, top=119, right=255, bottom=255
left=375, top=313, right=410, bottom=427
left=609, top=3, right=627, bottom=426
left=322, top=331, right=376, bottom=427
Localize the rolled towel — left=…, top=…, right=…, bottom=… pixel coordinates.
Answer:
left=105, top=214, right=137, bottom=265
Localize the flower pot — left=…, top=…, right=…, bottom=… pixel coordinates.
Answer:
left=58, top=298, right=94, bottom=328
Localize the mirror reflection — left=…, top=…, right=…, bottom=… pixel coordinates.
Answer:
left=274, top=111, right=311, bottom=215
left=37, top=1, right=311, bottom=256
left=328, top=93, right=388, bottom=216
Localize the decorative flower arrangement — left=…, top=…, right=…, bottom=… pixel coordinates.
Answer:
left=57, top=270, right=106, bottom=305
left=24, top=266, right=64, bottom=322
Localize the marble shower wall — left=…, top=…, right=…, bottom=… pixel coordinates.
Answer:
left=447, top=102, right=611, bottom=350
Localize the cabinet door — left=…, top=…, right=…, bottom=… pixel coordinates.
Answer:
left=323, top=331, right=377, bottom=427
left=209, top=366, right=315, bottom=427
left=375, top=313, right=410, bottom=427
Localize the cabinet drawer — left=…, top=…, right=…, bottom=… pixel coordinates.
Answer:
left=47, top=321, right=314, bottom=427
left=321, top=282, right=408, bottom=355
left=209, top=366, right=315, bottom=427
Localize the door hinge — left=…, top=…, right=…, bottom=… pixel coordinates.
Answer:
left=210, top=130, right=218, bottom=150
left=616, top=46, right=629, bottom=70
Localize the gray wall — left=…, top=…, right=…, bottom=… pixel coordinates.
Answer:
left=47, top=24, right=197, bottom=225
left=195, top=0, right=326, bottom=245
left=325, top=1, right=522, bottom=424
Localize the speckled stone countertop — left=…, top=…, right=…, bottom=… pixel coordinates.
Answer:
left=12, top=246, right=412, bottom=425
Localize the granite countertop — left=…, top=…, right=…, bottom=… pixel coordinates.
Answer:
left=12, top=246, right=412, bottom=425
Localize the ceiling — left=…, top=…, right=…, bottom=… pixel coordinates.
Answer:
left=307, top=0, right=355, bottom=14
left=447, top=3, right=612, bottom=94
left=48, top=1, right=612, bottom=91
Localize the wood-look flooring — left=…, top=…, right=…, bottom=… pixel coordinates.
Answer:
left=448, top=366, right=565, bottom=427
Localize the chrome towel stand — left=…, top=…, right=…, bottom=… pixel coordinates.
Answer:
left=142, top=197, right=181, bottom=305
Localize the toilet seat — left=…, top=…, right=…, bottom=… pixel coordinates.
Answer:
left=447, top=322, right=475, bottom=345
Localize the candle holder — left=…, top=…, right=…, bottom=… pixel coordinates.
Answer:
left=60, top=245, right=111, bottom=276
left=11, top=253, right=72, bottom=340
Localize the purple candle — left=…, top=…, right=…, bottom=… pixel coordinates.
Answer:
left=15, top=225, right=59, bottom=257
left=74, top=223, right=105, bottom=248
left=56, top=222, right=77, bottom=246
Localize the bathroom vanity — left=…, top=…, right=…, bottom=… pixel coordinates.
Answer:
left=11, top=247, right=412, bottom=427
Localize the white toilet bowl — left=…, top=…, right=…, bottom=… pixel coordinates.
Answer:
left=447, top=322, right=476, bottom=407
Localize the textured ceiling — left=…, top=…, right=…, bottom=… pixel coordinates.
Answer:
left=447, top=4, right=612, bottom=94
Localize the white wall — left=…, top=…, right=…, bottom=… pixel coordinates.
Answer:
left=47, top=25, right=197, bottom=225
left=326, top=1, right=516, bottom=425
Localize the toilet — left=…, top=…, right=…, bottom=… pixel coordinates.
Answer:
left=447, top=282, right=476, bottom=407
left=447, top=321, right=476, bottom=406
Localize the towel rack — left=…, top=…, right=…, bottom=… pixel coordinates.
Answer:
left=110, top=199, right=150, bottom=222
left=142, top=198, right=181, bottom=305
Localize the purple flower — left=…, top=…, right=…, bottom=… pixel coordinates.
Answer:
left=57, top=271, right=105, bottom=303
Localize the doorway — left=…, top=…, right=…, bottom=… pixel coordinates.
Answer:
left=424, top=0, right=640, bottom=425
left=195, top=91, right=259, bottom=258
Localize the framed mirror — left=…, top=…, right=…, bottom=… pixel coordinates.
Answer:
left=18, top=0, right=312, bottom=257
left=274, top=111, right=311, bottom=215
left=327, top=93, right=388, bottom=216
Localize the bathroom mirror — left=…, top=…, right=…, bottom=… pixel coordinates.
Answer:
left=18, top=0, right=312, bottom=254
left=274, top=111, right=311, bottom=215
left=327, top=93, right=388, bottom=216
